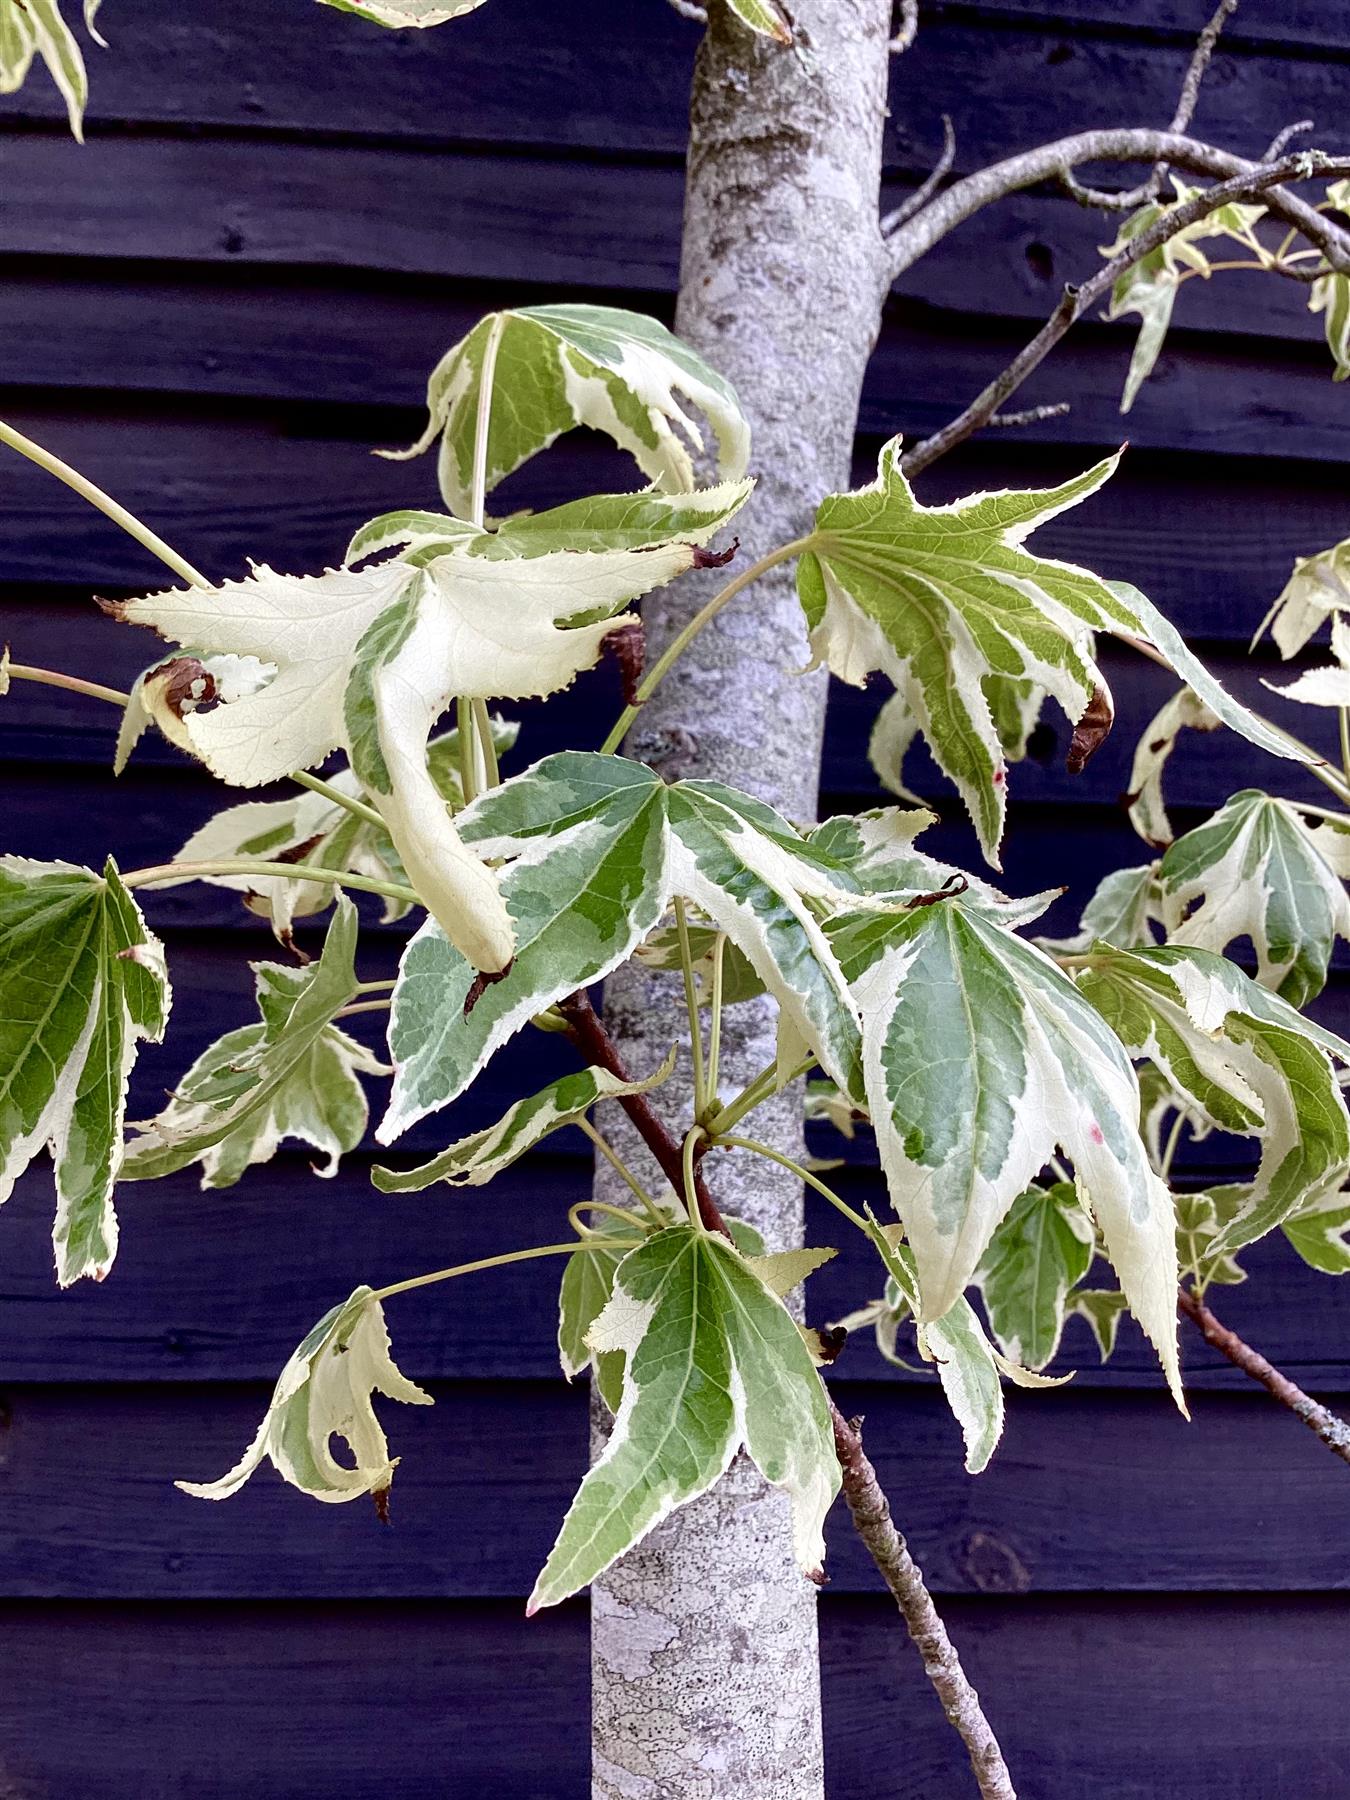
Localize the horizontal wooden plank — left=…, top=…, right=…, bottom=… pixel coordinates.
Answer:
left=1, top=0, right=1341, bottom=170
left=2, top=1378, right=1348, bottom=1598
left=0, top=1593, right=1346, bottom=1798
left=3, top=1144, right=1349, bottom=1388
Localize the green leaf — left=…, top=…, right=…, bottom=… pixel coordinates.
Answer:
left=811, top=807, right=1060, bottom=929
left=864, top=1216, right=1065, bottom=1472
left=1158, top=790, right=1350, bottom=1007
left=1071, top=1288, right=1129, bottom=1361
left=1175, top=1187, right=1248, bottom=1288
left=1037, top=864, right=1162, bottom=955
left=529, top=1225, right=839, bottom=1611
left=177, top=1286, right=432, bottom=1505
left=383, top=753, right=866, bottom=1138
left=122, top=899, right=370, bottom=1185
left=388, top=305, right=750, bottom=519
left=727, top=0, right=793, bottom=42
left=1311, top=272, right=1350, bottom=382
left=113, top=506, right=711, bottom=971
left=316, top=0, right=484, bottom=24
left=799, top=443, right=1306, bottom=867
left=1252, top=535, right=1350, bottom=660
left=0, top=855, right=169, bottom=1284
left=975, top=1182, right=1095, bottom=1372
left=1101, top=180, right=1268, bottom=412
left=1124, top=686, right=1222, bottom=848
left=1263, top=614, right=1350, bottom=711
left=833, top=897, right=1183, bottom=1406
left=558, top=1212, right=646, bottom=1413
left=1076, top=944, right=1350, bottom=1258
left=1283, top=1189, right=1350, bottom=1275
left=374, top=1056, right=674, bottom=1192
left=0, top=0, right=96, bottom=139
left=633, top=919, right=767, bottom=1010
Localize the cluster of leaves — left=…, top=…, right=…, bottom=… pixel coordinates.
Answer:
left=0, top=0, right=103, bottom=137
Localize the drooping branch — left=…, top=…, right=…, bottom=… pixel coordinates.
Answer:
left=1061, top=0, right=1239, bottom=213
left=1178, top=1286, right=1350, bottom=1467
left=559, top=989, right=1016, bottom=1788
left=885, top=131, right=1350, bottom=284
left=902, top=149, right=1350, bottom=474
left=829, top=1404, right=1018, bottom=1800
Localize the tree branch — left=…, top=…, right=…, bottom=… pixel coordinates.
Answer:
left=881, top=115, right=956, bottom=238
left=889, top=0, right=918, bottom=56
left=1062, top=0, right=1239, bottom=212
left=902, top=150, right=1350, bottom=475
left=886, top=132, right=1350, bottom=284
left=1178, top=1286, right=1350, bottom=1467
left=829, top=1404, right=1018, bottom=1800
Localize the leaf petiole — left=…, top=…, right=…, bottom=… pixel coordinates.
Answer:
left=371, top=1240, right=609, bottom=1306
left=716, top=1133, right=870, bottom=1234
left=121, top=857, right=420, bottom=909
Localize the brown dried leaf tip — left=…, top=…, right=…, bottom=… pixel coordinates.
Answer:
left=691, top=536, right=738, bottom=571
left=905, top=873, right=968, bottom=910
left=372, top=1485, right=393, bottom=1526
left=1066, top=684, right=1113, bottom=775
left=463, top=959, right=514, bottom=1016
left=603, top=619, right=646, bottom=707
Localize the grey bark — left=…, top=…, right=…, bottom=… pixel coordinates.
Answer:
left=588, top=3, right=892, bottom=1795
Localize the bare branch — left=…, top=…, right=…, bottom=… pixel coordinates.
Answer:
left=886, top=132, right=1350, bottom=285
left=830, top=1404, right=1018, bottom=1800
left=666, top=0, right=707, bottom=20
left=1178, top=1287, right=1350, bottom=1467
left=881, top=115, right=956, bottom=238
left=1264, top=118, right=1315, bottom=162
left=889, top=0, right=918, bottom=55
left=986, top=402, right=1071, bottom=429
left=901, top=150, right=1350, bottom=475
left=1059, top=0, right=1239, bottom=212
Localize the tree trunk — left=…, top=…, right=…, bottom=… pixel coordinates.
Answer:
left=590, top=4, right=892, bottom=1794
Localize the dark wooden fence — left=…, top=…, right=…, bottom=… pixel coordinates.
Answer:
left=1, top=2, right=1349, bottom=1794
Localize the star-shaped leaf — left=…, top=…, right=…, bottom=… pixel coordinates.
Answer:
left=0, top=855, right=169, bottom=1284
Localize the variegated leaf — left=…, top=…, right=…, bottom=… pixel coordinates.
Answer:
left=798, top=441, right=1308, bottom=867
left=382, top=753, right=865, bottom=1138
left=1283, top=1189, right=1350, bottom=1275
left=727, top=0, right=793, bottom=43
left=1101, top=180, right=1268, bottom=412
left=1252, top=535, right=1350, bottom=660
left=831, top=897, right=1182, bottom=1406
left=1076, top=944, right=1350, bottom=1258
left=317, top=0, right=484, bottom=23
left=1037, top=864, right=1162, bottom=955
left=1124, top=685, right=1222, bottom=847
left=177, top=1286, right=432, bottom=1506
left=1158, top=790, right=1350, bottom=1006
left=0, top=0, right=100, bottom=140
left=1264, top=614, right=1350, bottom=710
left=1311, top=272, right=1350, bottom=382
left=0, top=855, right=169, bottom=1284
left=975, top=1181, right=1094, bottom=1371
left=387, top=305, right=750, bottom=519
left=529, top=1225, right=838, bottom=1611
left=1175, top=1186, right=1248, bottom=1288
left=1071, top=1288, right=1129, bottom=1360
left=374, top=1057, right=673, bottom=1192
left=865, top=1216, right=1066, bottom=1472
left=558, top=1212, right=648, bottom=1413
left=122, top=899, right=368, bottom=1184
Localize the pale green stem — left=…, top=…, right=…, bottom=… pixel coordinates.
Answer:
left=673, top=897, right=708, bottom=1120
left=455, top=698, right=480, bottom=806
left=577, top=1116, right=667, bottom=1227
left=371, top=1240, right=599, bottom=1306
left=289, top=770, right=386, bottom=831
left=597, top=536, right=814, bottom=756
left=706, top=931, right=727, bottom=1104
left=0, top=418, right=211, bottom=589
left=567, top=1198, right=650, bottom=1240
left=469, top=313, right=506, bottom=533
left=706, top=1052, right=816, bottom=1139
left=682, top=1126, right=707, bottom=1230
left=1338, top=708, right=1350, bottom=790
left=121, top=856, right=419, bottom=908
left=332, top=999, right=392, bottom=1021
left=717, top=1133, right=870, bottom=1234
left=1159, top=1109, right=1191, bottom=1184
left=2, top=662, right=131, bottom=708
left=355, top=979, right=398, bottom=995
left=472, top=697, right=500, bottom=789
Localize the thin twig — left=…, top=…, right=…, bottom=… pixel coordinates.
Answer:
left=1178, top=1286, right=1350, bottom=1467
left=885, top=131, right=1350, bottom=284
left=889, top=0, right=918, bottom=56
left=1059, top=0, right=1239, bottom=212
left=666, top=0, right=707, bottom=19
left=903, top=150, right=1350, bottom=475
left=1263, top=119, right=1315, bottom=164
left=985, top=402, right=1071, bottom=429
left=881, top=116, right=956, bottom=238
left=829, top=1405, right=1018, bottom=1800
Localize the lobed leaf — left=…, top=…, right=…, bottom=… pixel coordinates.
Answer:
left=975, top=1182, right=1095, bottom=1372
left=0, top=855, right=169, bottom=1284
left=1124, top=685, right=1222, bottom=848
left=177, top=1286, right=432, bottom=1506
left=529, top=1225, right=838, bottom=1611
